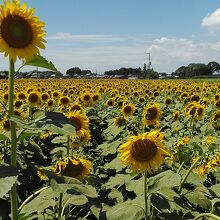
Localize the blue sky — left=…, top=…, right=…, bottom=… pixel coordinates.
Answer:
left=1, top=0, right=220, bottom=73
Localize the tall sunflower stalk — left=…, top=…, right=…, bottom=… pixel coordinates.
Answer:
left=0, top=1, right=46, bottom=218
left=119, top=131, right=169, bottom=219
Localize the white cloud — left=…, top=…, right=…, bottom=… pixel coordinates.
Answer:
left=1, top=35, right=220, bottom=74
left=201, top=8, right=220, bottom=31
left=46, top=32, right=154, bottom=43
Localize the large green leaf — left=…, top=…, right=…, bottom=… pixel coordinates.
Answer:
left=104, top=174, right=132, bottom=188
left=23, top=55, right=57, bottom=72
left=51, top=179, right=98, bottom=198
left=106, top=196, right=145, bottom=220
left=148, top=170, right=181, bottom=194
left=0, top=176, right=18, bottom=198
left=184, top=186, right=212, bottom=210
left=210, top=184, right=220, bottom=197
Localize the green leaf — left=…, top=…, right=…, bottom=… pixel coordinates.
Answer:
left=23, top=55, right=57, bottom=72
left=20, top=187, right=58, bottom=214
left=210, top=184, right=220, bottom=197
left=0, top=176, right=17, bottom=198
left=0, top=132, right=10, bottom=141
left=108, top=188, right=123, bottom=203
left=63, top=194, right=88, bottom=206
left=51, top=179, right=98, bottom=198
left=106, top=196, right=145, bottom=220
left=51, top=136, right=67, bottom=144
left=184, top=186, right=212, bottom=210
left=104, top=174, right=132, bottom=188
left=148, top=170, right=181, bottom=194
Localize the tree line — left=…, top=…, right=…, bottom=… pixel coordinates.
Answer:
left=173, top=61, right=220, bottom=78
left=64, top=61, right=220, bottom=79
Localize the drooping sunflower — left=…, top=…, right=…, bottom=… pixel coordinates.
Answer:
left=52, top=157, right=92, bottom=181
left=211, top=111, right=220, bottom=129
left=69, top=130, right=91, bottom=149
left=119, top=130, right=168, bottom=173
left=173, top=110, right=180, bottom=121
left=143, top=103, right=162, bottom=127
left=66, top=110, right=89, bottom=137
left=114, top=116, right=127, bottom=127
left=121, top=103, right=135, bottom=118
left=0, top=0, right=46, bottom=62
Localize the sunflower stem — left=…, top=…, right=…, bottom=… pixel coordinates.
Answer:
left=177, top=161, right=185, bottom=174
left=178, top=157, right=200, bottom=194
left=144, top=171, right=150, bottom=220
left=8, top=59, right=18, bottom=220
left=67, top=136, right=70, bottom=157
left=58, top=193, right=63, bottom=219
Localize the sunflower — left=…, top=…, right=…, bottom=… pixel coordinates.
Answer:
left=173, top=110, right=180, bottom=121
left=119, top=130, right=168, bottom=173
left=121, top=103, right=135, bottom=118
left=69, top=103, right=83, bottom=112
left=1, top=118, right=10, bottom=131
left=92, top=93, right=101, bottom=103
left=59, top=96, right=71, bottom=107
left=106, top=98, right=114, bottom=107
left=41, top=92, right=49, bottom=102
left=17, top=92, right=26, bottom=100
left=66, top=110, right=89, bottom=137
left=205, top=136, right=216, bottom=147
left=165, top=97, right=172, bottom=105
left=27, top=92, right=41, bottom=106
left=0, top=0, right=46, bottom=62
left=45, top=98, right=54, bottom=110
left=14, top=100, right=23, bottom=108
left=81, top=93, right=92, bottom=106
left=69, top=130, right=91, bottom=149
left=52, top=157, right=92, bottom=181
left=114, top=116, right=127, bottom=127
left=211, top=111, right=220, bottom=129
left=143, top=103, right=162, bottom=127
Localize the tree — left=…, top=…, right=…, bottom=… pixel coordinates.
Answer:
left=66, top=67, right=81, bottom=76
left=208, top=61, right=220, bottom=74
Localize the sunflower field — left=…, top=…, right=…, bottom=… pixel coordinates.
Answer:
left=0, top=78, right=220, bottom=220
left=1, top=0, right=220, bottom=220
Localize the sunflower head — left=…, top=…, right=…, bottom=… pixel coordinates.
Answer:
left=27, top=92, right=41, bottom=106
left=143, top=103, right=162, bottom=127
left=119, top=130, right=168, bottom=173
left=114, top=116, right=127, bottom=127
left=121, top=103, right=135, bottom=118
left=165, top=98, right=172, bottom=105
left=0, top=0, right=46, bottom=62
left=53, top=157, right=92, bottom=181
left=211, top=111, right=220, bottom=129
left=66, top=111, right=89, bottom=137
left=173, top=110, right=180, bottom=121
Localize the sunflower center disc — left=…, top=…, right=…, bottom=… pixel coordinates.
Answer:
left=28, top=93, right=39, bottom=103
left=124, top=106, right=132, bottom=114
left=146, top=107, right=158, bottom=120
left=1, top=15, right=33, bottom=48
left=62, top=160, right=84, bottom=178
left=131, top=139, right=157, bottom=162
left=70, top=117, right=82, bottom=132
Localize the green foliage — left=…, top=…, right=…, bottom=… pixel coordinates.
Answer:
left=23, top=55, right=57, bottom=72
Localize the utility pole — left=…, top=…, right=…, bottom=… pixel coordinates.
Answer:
left=146, top=52, right=151, bottom=79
